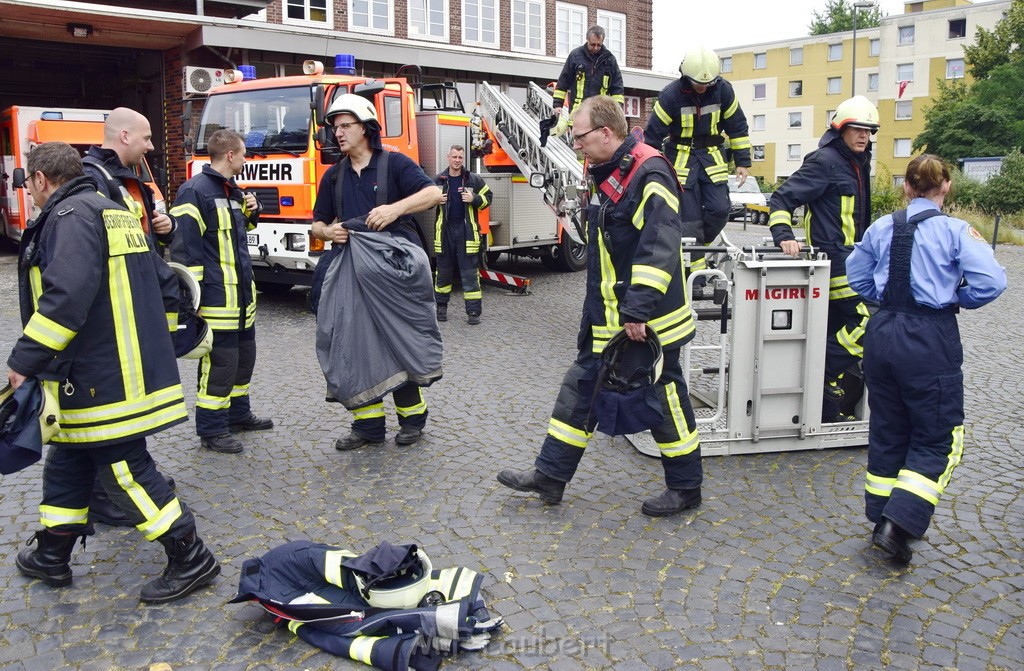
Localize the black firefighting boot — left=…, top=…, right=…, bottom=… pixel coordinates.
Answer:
left=436, top=304, right=448, bottom=322
left=139, top=529, right=221, bottom=604
left=16, top=526, right=93, bottom=588
left=496, top=468, right=565, bottom=504
left=821, top=377, right=846, bottom=423
left=641, top=487, right=702, bottom=517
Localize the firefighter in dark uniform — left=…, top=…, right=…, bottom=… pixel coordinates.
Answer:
left=768, top=95, right=879, bottom=423
left=550, top=25, right=624, bottom=137
left=82, top=107, right=177, bottom=526
left=497, top=96, right=703, bottom=517
left=170, top=130, right=274, bottom=455
left=8, top=142, right=220, bottom=603
left=847, top=154, right=1006, bottom=563
left=434, top=144, right=491, bottom=325
left=644, top=45, right=752, bottom=294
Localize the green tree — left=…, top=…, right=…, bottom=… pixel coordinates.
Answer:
left=808, top=0, right=883, bottom=35
left=976, top=148, right=1024, bottom=215
left=963, top=0, right=1024, bottom=78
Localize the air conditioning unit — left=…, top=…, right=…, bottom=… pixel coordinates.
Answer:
left=183, top=66, right=225, bottom=95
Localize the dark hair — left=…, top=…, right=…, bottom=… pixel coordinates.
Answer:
left=208, top=129, right=246, bottom=160
left=26, top=142, right=84, bottom=187
left=587, top=25, right=605, bottom=41
left=905, top=154, right=951, bottom=197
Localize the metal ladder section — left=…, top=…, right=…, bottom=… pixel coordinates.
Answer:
left=524, top=81, right=575, bottom=151
left=477, top=81, right=586, bottom=236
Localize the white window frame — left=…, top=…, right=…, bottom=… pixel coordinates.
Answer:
left=827, top=109, right=837, bottom=125
left=462, top=0, right=499, bottom=48
left=555, top=3, right=586, bottom=58
left=867, top=73, right=879, bottom=92
left=754, top=52, right=767, bottom=69
left=753, top=145, right=765, bottom=162
left=896, top=63, right=914, bottom=82
left=898, top=25, right=915, bottom=45
left=895, top=101, right=912, bottom=120
left=949, top=18, right=967, bottom=39
left=283, top=0, right=334, bottom=28
left=827, top=76, right=842, bottom=95
left=893, top=175, right=906, bottom=187
left=752, top=114, right=765, bottom=132
left=789, top=112, right=802, bottom=129
left=511, top=0, right=545, bottom=55
left=721, top=56, right=732, bottom=73
left=790, top=47, right=803, bottom=66
left=894, top=138, right=912, bottom=158
left=788, top=144, right=801, bottom=160
left=869, top=38, right=880, bottom=56
left=789, top=80, right=802, bottom=97
left=596, top=10, right=626, bottom=64
left=349, top=0, right=392, bottom=35
left=946, top=58, right=965, bottom=79
left=409, top=0, right=449, bottom=41
left=753, top=83, right=766, bottom=100
left=828, top=43, right=842, bottom=61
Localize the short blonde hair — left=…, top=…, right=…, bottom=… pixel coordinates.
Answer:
left=573, top=96, right=627, bottom=139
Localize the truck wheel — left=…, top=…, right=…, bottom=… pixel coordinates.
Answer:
left=547, top=236, right=588, bottom=272
left=485, top=250, right=503, bottom=267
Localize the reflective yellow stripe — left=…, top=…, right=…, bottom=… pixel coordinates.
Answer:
left=769, top=210, right=793, bottom=228
left=108, top=256, right=145, bottom=400
left=40, top=505, right=89, bottom=527
left=836, top=301, right=870, bottom=356
left=597, top=234, right=619, bottom=332
left=230, top=383, right=250, bottom=398
left=56, top=403, right=188, bottom=444
left=658, top=381, right=700, bottom=456
left=893, top=470, right=942, bottom=506
left=830, top=275, right=859, bottom=301
left=188, top=264, right=205, bottom=282
left=29, top=267, right=43, bottom=310
left=865, top=472, right=896, bottom=497
left=653, top=101, right=672, bottom=125
left=729, top=135, right=751, bottom=150
left=324, top=550, right=349, bottom=587
left=23, top=312, right=76, bottom=351
left=672, top=145, right=691, bottom=182
left=840, top=194, right=856, bottom=245
left=349, top=637, right=383, bottom=665
left=632, top=265, right=671, bottom=293
left=547, top=417, right=590, bottom=448
left=352, top=403, right=385, bottom=420
left=396, top=389, right=426, bottom=417
left=111, top=460, right=183, bottom=539
left=464, top=290, right=482, bottom=299
left=610, top=94, right=625, bottom=104
left=288, top=620, right=303, bottom=634
left=632, top=181, right=679, bottom=230
left=169, top=203, right=206, bottom=235
left=166, top=312, right=177, bottom=332
left=938, top=425, right=964, bottom=490
left=60, top=385, right=185, bottom=422
left=723, top=96, right=739, bottom=118
left=648, top=304, right=695, bottom=347
left=434, top=280, right=453, bottom=294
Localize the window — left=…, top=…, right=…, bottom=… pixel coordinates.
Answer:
left=753, top=145, right=765, bottom=161
left=752, top=114, right=765, bottom=132
left=788, top=144, right=801, bottom=160
left=409, top=0, right=447, bottom=40
left=382, top=95, right=403, bottom=137
left=949, top=18, right=967, bottom=39
left=827, top=76, right=842, bottom=95
left=789, top=80, right=802, bottom=97
left=597, top=10, right=626, bottom=64
left=946, top=58, right=965, bottom=79
left=512, top=0, right=544, bottom=53
left=898, top=26, right=914, bottom=45
left=555, top=3, right=586, bottom=57
left=896, top=63, right=914, bottom=82
left=349, top=0, right=391, bottom=33
left=870, top=38, right=880, bottom=56
left=827, top=109, right=837, bottom=125
left=285, top=0, right=332, bottom=27
left=463, top=0, right=498, bottom=47
left=867, top=73, right=879, bottom=91
left=754, top=52, right=766, bottom=69
left=893, top=175, right=906, bottom=187
left=753, top=83, right=766, bottom=100
left=894, top=138, right=912, bottom=157
left=895, top=101, right=912, bottom=120
left=721, top=56, right=732, bottom=73
left=828, top=43, right=842, bottom=61
left=789, top=112, right=802, bottom=129
left=790, top=47, right=803, bottom=66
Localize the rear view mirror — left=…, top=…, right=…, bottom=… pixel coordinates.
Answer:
left=12, top=168, right=26, bottom=189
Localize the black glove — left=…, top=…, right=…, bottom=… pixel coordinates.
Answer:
left=539, top=116, right=557, bottom=147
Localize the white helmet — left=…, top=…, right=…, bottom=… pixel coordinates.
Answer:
left=167, top=262, right=213, bottom=360
left=831, top=95, right=880, bottom=132
left=352, top=548, right=434, bottom=609
left=679, top=45, right=721, bottom=85
left=324, top=93, right=379, bottom=129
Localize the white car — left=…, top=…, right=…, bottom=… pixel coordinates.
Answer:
left=727, top=175, right=768, bottom=222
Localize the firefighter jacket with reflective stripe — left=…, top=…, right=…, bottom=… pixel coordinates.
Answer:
left=169, top=164, right=260, bottom=331
left=644, top=77, right=751, bottom=184
left=7, top=177, right=187, bottom=447
left=768, top=128, right=873, bottom=280
left=433, top=169, right=491, bottom=255
left=230, top=540, right=503, bottom=671
left=83, top=146, right=175, bottom=248
left=553, top=44, right=625, bottom=116
left=582, top=134, right=696, bottom=355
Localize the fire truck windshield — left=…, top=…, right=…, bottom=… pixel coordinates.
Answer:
left=196, top=86, right=315, bottom=155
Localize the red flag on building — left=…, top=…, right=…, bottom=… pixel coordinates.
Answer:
left=897, top=80, right=910, bottom=98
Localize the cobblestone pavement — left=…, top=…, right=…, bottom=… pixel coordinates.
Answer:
left=0, top=221, right=1021, bottom=671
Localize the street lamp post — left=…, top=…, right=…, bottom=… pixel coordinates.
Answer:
left=851, top=1, right=876, bottom=95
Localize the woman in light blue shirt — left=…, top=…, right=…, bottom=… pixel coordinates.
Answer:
left=846, top=154, right=1007, bottom=564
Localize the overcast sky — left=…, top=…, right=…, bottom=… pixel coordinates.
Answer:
left=651, top=0, right=909, bottom=74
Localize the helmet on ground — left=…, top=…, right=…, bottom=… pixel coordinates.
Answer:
left=167, top=262, right=213, bottom=360
left=324, top=93, right=380, bottom=129
left=601, top=326, right=664, bottom=393
left=831, top=95, right=880, bottom=132
left=351, top=548, right=434, bottom=609
left=0, top=378, right=60, bottom=474
left=679, top=46, right=721, bottom=85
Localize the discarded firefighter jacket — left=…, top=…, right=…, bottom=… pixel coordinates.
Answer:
left=231, top=540, right=504, bottom=671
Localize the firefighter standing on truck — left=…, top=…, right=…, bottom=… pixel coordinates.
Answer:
left=497, top=96, right=704, bottom=518
left=644, top=45, right=752, bottom=296
left=768, top=95, right=878, bottom=424
left=550, top=25, right=624, bottom=137
left=310, top=94, right=442, bottom=452
left=434, top=144, right=491, bottom=325
left=170, top=130, right=274, bottom=455
left=8, top=142, right=220, bottom=604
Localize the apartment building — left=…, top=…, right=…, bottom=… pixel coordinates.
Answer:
left=717, top=0, right=1010, bottom=186
left=0, top=0, right=672, bottom=193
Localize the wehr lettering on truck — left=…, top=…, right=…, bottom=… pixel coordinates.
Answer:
left=744, top=287, right=822, bottom=301
left=238, top=161, right=299, bottom=183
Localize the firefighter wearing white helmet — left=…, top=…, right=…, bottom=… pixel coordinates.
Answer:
left=311, top=90, right=442, bottom=452
left=768, top=95, right=879, bottom=423
left=645, top=45, right=752, bottom=297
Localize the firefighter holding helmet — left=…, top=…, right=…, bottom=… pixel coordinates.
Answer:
left=768, top=95, right=881, bottom=423
left=644, top=45, right=752, bottom=295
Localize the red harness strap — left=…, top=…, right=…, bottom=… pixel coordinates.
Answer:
left=597, top=141, right=665, bottom=204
